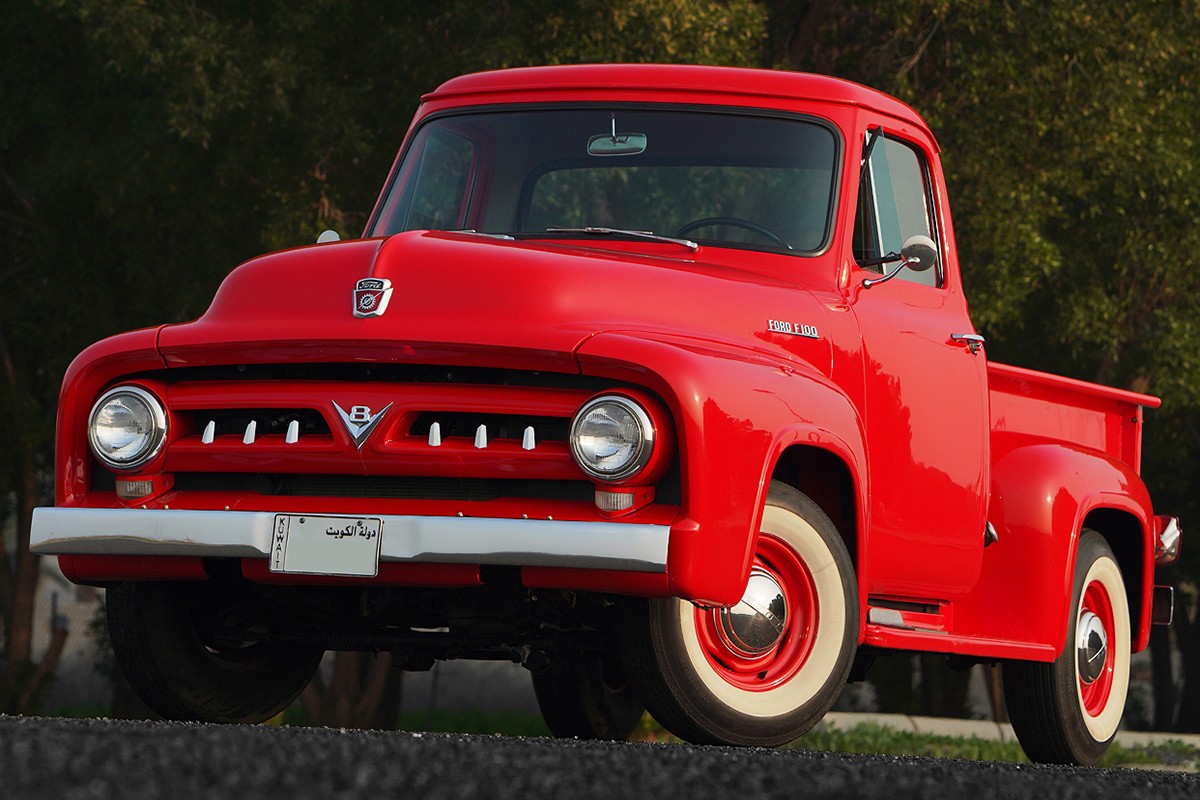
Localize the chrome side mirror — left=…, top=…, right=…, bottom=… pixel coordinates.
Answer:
left=862, top=234, right=938, bottom=288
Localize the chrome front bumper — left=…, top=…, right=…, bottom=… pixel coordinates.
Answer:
left=30, top=507, right=669, bottom=573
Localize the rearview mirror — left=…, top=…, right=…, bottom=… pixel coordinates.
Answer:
left=862, top=234, right=939, bottom=288
left=587, top=132, right=647, bottom=157
left=900, top=234, right=937, bottom=272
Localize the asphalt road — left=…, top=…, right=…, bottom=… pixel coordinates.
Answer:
left=2, top=714, right=1197, bottom=800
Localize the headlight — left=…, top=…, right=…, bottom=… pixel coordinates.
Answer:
left=570, top=395, right=655, bottom=482
left=88, top=386, right=168, bottom=470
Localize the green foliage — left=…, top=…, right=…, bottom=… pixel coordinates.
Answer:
left=790, top=722, right=1200, bottom=770
left=40, top=0, right=766, bottom=255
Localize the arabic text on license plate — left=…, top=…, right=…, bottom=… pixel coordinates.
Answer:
left=269, top=514, right=382, bottom=577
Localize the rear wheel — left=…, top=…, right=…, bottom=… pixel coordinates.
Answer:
left=107, top=581, right=323, bottom=723
left=532, top=649, right=645, bottom=740
left=618, top=482, right=857, bottom=746
left=1004, top=531, right=1131, bottom=765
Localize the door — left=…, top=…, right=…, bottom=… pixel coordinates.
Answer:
left=848, top=126, right=989, bottom=601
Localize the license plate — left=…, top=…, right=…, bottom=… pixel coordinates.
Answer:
left=269, top=514, right=382, bottom=577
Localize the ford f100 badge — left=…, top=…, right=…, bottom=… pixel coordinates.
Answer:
left=353, top=278, right=393, bottom=318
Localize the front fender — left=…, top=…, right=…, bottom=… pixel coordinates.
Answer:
left=576, top=331, right=867, bottom=606
left=55, top=327, right=169, bottom=506
left=954, top=432, right=1155, bottom=658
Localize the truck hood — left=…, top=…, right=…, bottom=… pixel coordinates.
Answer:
left=157, top=231, right=832, bottom=374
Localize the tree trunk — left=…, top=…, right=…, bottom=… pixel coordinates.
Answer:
left=301, top=651, right=403, bottom=730
left=1173, top=588, right=1199, bottom=733
left=982, top=664, right=1009, bottom=723
left=918, top=654, right=972, bottom=718
left=1149, top=620, right=1178, bottom=731
left=869, top=654, right=921, bottom=715
left=5, top=447, right=40, bottom=674
left=1, top=444, right=50, bottom=713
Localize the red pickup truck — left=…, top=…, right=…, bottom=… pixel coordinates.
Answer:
left=32, top=65, right=1180, bottom=765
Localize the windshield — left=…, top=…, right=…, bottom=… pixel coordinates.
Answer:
left=369, top=108, right=839, bottom=254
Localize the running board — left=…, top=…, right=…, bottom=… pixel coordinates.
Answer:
left=865, top=599, right=1058, bottom=662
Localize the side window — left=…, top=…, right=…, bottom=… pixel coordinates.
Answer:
left=402, top=128, right=477, bottom=231
left=853, top=134, right=940, bottom=287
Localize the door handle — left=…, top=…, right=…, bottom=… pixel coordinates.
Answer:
left=951, top=333, right=985, bottom=354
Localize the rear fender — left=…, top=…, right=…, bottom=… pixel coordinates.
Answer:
left=956, top=432, right=1154, bottom=658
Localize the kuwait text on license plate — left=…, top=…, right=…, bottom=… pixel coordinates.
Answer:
left=269, top=514, right=383, bottom=577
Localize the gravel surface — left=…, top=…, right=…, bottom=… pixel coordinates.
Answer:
left=2, top=714, right=1197, bottom=800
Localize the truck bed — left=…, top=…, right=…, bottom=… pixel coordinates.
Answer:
left=988, top=362, right=1160, bottom=471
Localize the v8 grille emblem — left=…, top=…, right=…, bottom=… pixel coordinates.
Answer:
left=333, top=402, right=392, bottom=449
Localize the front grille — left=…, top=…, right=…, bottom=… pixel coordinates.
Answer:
left=103, top=365, right=666, bottom=506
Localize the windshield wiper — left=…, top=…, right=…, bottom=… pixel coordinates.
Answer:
left=544, top=226, right=699, bottom=252
left=448, top=229, right=516, bottom=240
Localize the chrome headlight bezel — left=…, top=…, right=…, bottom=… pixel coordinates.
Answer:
left=569, top=395, right=655, bottom=482
left=87, top=385, right=168, bottom=470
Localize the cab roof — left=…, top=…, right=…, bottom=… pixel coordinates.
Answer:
left=423, top=64, right=927, bottom=129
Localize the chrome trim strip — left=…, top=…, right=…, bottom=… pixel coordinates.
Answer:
left=31, top=507, right=669, bottom=573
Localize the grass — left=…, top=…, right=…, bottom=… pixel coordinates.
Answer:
left=787, top=724, right=1200, bottom=772
left=788, top=721, right=1200, bottom=770
left=789, top=721, right=1028, bottom=762
left=392, top=710, right=1200, bottom=771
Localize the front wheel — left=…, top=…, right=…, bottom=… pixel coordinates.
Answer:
left=1003, top=530, right=1131, bottom=765
left=107, top=581, right=324, bottom=723
left=618, top=482, right=857, bottom=746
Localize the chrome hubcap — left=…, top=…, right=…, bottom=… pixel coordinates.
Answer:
left=1076, top=610, right=1108, bottom=685
left=716, top=567, right=788, bottom=657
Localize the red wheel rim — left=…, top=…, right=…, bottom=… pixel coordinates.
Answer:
left=695, top=533, right=818, bottom=692
left=1078, top=578, right=1116, bottom=716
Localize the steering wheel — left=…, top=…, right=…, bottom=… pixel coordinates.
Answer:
left=674, top=216, right=792, bottom=249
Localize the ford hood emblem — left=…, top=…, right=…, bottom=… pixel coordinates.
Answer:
left=353, top=278, right=393, bottom=318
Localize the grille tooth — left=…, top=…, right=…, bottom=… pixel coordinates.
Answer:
left=522, top=427, right=536, bottom=450
left=428, top=422, right=442, bottom=447
left=474, top=425, right=488, bottom=449
left=243, top=421, right=257, bottom=444
left=201, top=421, right=216, bottom=444
left=285, top=420, right=299, bottom=444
